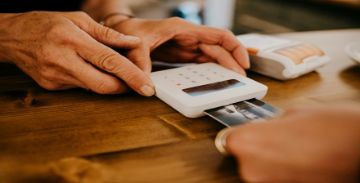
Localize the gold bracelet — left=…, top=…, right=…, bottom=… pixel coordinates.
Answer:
left=99, top=12, right=135, bottom=26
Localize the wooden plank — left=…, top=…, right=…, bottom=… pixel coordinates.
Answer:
left=0, top=115, right=186, bottom=162
left=158, top=113, right=224, bottom=139
left=0, top=138, right=241, bottom=183
left=86, top=138, right=241, bottom=183
left=0, top=30, right=359, bottom=182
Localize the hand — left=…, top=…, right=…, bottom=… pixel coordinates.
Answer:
left=0, top=11, right=155, bottom=96
left=109, top=17, right=250, bottom=75
left=223, top=104, right=360, bottom=182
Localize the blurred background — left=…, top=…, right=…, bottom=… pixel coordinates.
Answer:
left=129, top=0, right=360, bottom=34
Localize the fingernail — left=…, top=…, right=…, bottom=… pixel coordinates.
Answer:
left=122, top=35, right=140, bottom=42
left=140, top=84, right=155, bottom=97
left=232, top=67, right=246, bottom=76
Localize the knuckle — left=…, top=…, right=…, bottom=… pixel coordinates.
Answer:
left=47, top=23, right=65, bottom=37
left=46, top=21, right=74, bottom=43
left=164, top=17, right=187, bottom=30
left=97, top=26, right=118, bottom=39
left=74, top=11, right=90, bottom=19
left=167, top=17, right=185, bottom=24
left=96, top=52, right=122, bottom=73
left=219, top=29, right=234, bottom=43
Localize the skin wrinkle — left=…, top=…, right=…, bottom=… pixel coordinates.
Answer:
left=0, top=11, right=150, bottom=94
left=150, top=29, right=175, bottom=51
left=0, top=1, right=249, bottom=95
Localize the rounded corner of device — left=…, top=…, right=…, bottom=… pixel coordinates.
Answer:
left=281, top=69, right=298, bottom=80
left=182, top=111, right=203, bottom=118
left=260, top=83, right=268, bottom=89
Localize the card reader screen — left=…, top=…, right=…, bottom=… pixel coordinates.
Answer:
left=183, top=79, right=244, bottom=96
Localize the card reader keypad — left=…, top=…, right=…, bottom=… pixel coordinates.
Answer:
left=150, top=63, right=268, bottom=118
left=162, top=65, right=229, bottom=88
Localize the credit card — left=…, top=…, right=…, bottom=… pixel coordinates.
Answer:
left=205, top=99, right=280, bottom=127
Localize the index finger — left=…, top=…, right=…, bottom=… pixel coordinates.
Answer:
left=194, top=26, right=250, bottom=69
left=74, top=31, right=155, bottom=96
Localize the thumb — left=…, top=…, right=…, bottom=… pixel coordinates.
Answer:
left=215, top=125, right=253, bottom=156
left=127, top=45, right=152, bottom=74
left=215, top=128, right=234, bottom=156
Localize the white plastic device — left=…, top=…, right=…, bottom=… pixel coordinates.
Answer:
left=151, top=63, right=268, bottom=118
left=237, top=34, right=331, bottom=80
left=345, top=42, right=360, bottom=65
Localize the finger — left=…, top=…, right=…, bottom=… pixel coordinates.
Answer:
left=127, top=45, right=152, bottom=74
left=64, top=12, right=141, bottom=49
left=224, top=122, right=265, bottom=156
left=199, top=44, right=246, bottom=75
left=215, top=128, right=234, bottom=155
left=194, top=26, right=250, bottom=69
left=65, top=53, right=129, bottom=94
left=52, top=48, right=128, bottom=94
left=219, top=32, right=250, bottom=69
left=75, top=34, right=155, bottom=96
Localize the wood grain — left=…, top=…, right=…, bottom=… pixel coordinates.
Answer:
left=0, top=30, right=359, bottom=182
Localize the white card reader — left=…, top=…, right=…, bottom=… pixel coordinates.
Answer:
left=151, top=63, right=268, bottom=118
left=237, top=34, right=331, bottom=80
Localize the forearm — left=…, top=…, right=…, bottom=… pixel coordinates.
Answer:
left=0, top=13, right=19, bottom=63
left=82, top=0, right=132, bottom=22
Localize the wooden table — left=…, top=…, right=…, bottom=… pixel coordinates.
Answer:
left=0, top=29, right=359, bottom=183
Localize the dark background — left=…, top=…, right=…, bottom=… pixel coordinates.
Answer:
left=0, top=0, right=359, bottom=34
left=232, top=0, right=360, bottom=34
